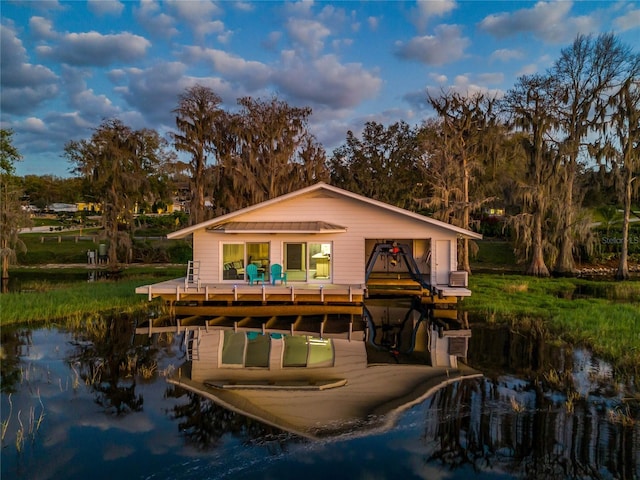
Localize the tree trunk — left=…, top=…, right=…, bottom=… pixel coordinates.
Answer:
left=527, top=210, right=550, bottom=277
left=554, top=168, right=576, bottom=275
left=460, top=161, right=471, bottom=273
left=1, top=239, right=8, bottom=281
left=616, top=174, right=632, bottom=280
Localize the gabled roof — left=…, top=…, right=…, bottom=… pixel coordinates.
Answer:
left=167, top=182, right=482, bottom=240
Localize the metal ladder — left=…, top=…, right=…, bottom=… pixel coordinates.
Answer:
left=185, top=260, right=200, bottom=288
left=185, top=329, right=201, bottom=361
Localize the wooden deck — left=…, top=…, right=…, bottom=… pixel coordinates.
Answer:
left=136, top=278, right=366, bottom=305
left=135, top=275, right=468, bottom=315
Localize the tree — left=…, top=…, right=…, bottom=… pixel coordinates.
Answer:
left=172, top=84, right=223, bottom=226
left=329, top=121, right=423, bottom=208
left=425, top=91, right=501, bottom=272
left=502, top=75, right=560, bottom=277
left=592, top=72, right=640, bottom=280
left=65, top=119, right=172, bottom=270
left=550, top=33, right=634, bottom=275
left=1, top=129, right=30, bottom=284
left=227, top=97, right=311, bottom=206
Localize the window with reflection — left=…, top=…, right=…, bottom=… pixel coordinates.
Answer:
left=283, top=336, right=334, bottom=368
left=221, top=331, right=271, bottom=368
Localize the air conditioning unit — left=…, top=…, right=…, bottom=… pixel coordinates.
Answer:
left=449, top=271, right=468, bottom=287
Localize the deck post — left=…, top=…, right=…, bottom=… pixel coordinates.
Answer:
left=349, top=286, right=352, bottom=302
left=148, top=319, right=152, bottom=337
left=176, top=286, right=180, bottom=301
left=262, top=284, right=266, bottom=302
left=233, top=284, right=238, bottom=301
left=290, top=286, right=294, bottom=302
left=320, top=285, right=324, bottom=302
left=205, top=285, right=209, bottom=301
left=148, top=285, right=152, bottom=302
left=176, top=317, right=181, bottom=333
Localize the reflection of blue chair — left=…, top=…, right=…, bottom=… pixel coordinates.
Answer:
left=246, top=264, right=264, bottom=285
left=270, top=263, right=287, bottom=285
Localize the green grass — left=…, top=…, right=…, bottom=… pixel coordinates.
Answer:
left=17, top=231, right=102, bottom=264
left=0, top=267, right=183, bottom=325
left=463, top=274, right=640, bottom=372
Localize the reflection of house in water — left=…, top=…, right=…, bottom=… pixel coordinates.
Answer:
left=167, top=300, right=480, bottom=440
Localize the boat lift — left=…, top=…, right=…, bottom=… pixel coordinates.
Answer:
left=365, top=242, right=432, bottom=291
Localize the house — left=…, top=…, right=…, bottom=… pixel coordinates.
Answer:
left=136, top=182, right=481, bottom=310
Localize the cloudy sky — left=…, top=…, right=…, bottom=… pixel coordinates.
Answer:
left=2, top=0, right=638, bottom=178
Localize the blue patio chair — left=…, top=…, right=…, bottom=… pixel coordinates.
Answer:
left=270, top=263, right=287, bottom=285
left=246, top=263, right=264, bottom=285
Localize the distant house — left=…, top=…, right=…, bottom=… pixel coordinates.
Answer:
left=47, top=203, right=78, bottom=213
left=138, top=182, right=482, bottom=307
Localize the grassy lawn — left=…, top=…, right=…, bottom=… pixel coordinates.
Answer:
left=463, top=274, right=640, bottom=372
left=0, top=266, right=184, bottom=324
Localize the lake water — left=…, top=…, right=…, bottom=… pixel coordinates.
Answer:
left=1, top=302, right=638, bottom=480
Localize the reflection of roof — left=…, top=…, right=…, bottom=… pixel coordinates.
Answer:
left=208, top=221, right=347, bottom=233
left=169, top=328, right=482, bottom=440
left=170, top=365, right=481, bottom=441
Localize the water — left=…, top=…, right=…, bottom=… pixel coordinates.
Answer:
left=1, top=309, right=638, bottom=480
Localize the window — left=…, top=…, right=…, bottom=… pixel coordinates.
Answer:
left=284, top=242, right=331, bottom=282
left=282, top=336, right=334, bottom=368
left=221, top=331, right=271, bottom=368
left=222, top=242, right=270, bottom=281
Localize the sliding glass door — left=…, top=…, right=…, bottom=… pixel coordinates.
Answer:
left=284, top=242, right=331, bottom=282
left=222, top=242, right=270, bottom=281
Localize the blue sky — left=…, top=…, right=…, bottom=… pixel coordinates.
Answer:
left=2, top=1, right=639, bottom=178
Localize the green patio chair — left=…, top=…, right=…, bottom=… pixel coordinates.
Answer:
left=246, top=263, right=264, bottom=285
left=270, top=263, right=287, bottom=285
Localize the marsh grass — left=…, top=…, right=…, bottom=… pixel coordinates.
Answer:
left=465, top=274, right=640, bottom=372
left=1, top=267, right=181, bottom=325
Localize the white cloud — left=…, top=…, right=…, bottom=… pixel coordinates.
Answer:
left=490, top=48, right=524, bottom=62
left=413, top=0, right=457, bottom=31
left=477, top=72, right=504, bottom=85
left=87, top=0, right=124, bottom=16
left=165, top=0, right=226, bottom=40
left=368, top=16, right=380, bottom=31
left=286, top=18, right=331, bottom=56
left=517, top=63, right=539, bottom=76
left=479, top=1, right=600, bottom=44
left=275, top=53, right=382, bottom=109
left=0, top=22, right=59, bottom=114
left=134, top=0, right=179, bottom=38
left=395, top=24, right=469, bottom=65
left=22, top=117, right=47, bottom=132
left=614, top=8, right=640, bottom=31
left=36, top=31, right=151, bottom=66
left=182, top=46, right=272, bottom=90
left=29, top=16, right=56, bottom=39
left=60, top=66, right=120, bottom=119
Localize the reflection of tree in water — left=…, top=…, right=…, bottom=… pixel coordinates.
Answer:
left=68, top=312, right=158, bottom=415
left=421, top=378, right=639, bottom=479
left=165, top=385, right=301, bottom=453
left=0, top=328, right=32, bottom=393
